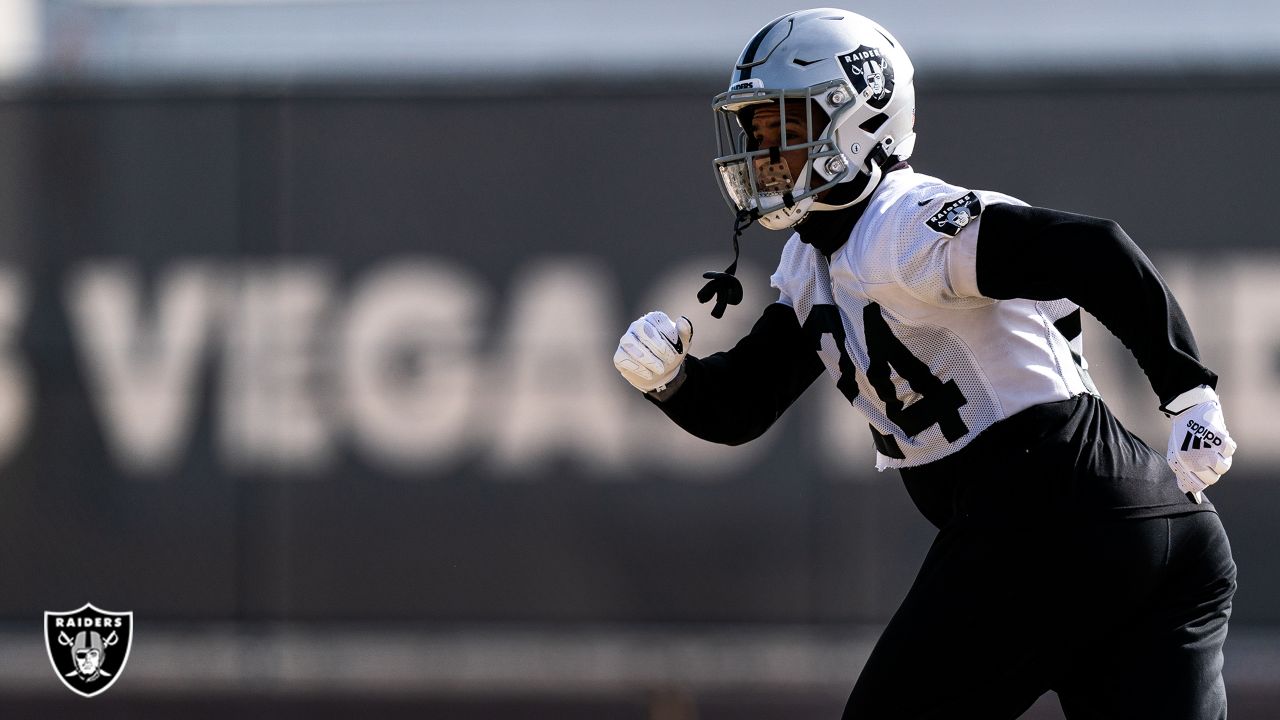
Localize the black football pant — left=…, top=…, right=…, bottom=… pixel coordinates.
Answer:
left=843, top=397, right=1236, bottom=719
left=841, top=511, right=1234, bottom=719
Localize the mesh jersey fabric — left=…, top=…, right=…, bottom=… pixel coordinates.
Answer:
left=771, top=168, right=1091, bottom=469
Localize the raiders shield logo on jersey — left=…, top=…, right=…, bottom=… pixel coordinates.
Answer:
left=44, top=604, right=133, bottom=697
left=925, top=192, right=983, bottom=236
left=838, top=45, right=895, bottom=110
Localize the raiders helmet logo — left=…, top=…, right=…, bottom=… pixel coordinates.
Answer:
left=728, top=78, right=764, bottom=92
left=925, top=192, right=983, bottom=237
left=44, top=603, right=133, bottom=697
left=837, top=46, right=895, bottom=110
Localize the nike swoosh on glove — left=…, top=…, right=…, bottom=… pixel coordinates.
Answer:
left=1164, top=385, right=1237, bottom=503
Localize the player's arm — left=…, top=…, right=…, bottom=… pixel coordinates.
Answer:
left=973, top=204, right=1214, bottom=404
left=972, top=203, right=1235, bottom=497
left=614, top=303, right=825, bottom=446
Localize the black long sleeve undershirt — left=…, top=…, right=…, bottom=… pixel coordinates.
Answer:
left=651, top=203, right=1213, bottom=445
left=647, top=302, right=825, bottom=445
left=976, top=204, right=1216, bottom=406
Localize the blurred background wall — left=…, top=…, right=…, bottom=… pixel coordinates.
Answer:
left=0, top=1, right=1278, bottom=718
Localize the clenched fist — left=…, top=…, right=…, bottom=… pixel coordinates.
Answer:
left=1164, top=385, right=1237, bottom=502
left=613, top=311, right=694, bottom=393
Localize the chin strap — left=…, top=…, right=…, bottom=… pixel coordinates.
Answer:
left=697, top=208, right=755, bottom=319
left=695, top=145, right=897, bottom=319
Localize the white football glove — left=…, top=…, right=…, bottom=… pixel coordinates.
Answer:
left=1164, top=385, right=1237, bottom=503
left=613, top=311, right=693, bottom=393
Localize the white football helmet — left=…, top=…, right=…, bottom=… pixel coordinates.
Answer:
left=713, top=9, right=916, bottom=229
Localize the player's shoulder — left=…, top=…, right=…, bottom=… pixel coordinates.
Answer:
left=770, top=231, right=817, bottom=295
left=844, top=170, right=1023, bottom=295
left=868, top=168, right=963, bottom=214
left=860, top=170, right=1027, bottom=246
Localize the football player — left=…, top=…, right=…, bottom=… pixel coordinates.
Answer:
left=614, top=8, right=1237, bottom=719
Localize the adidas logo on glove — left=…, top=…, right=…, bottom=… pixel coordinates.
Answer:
left=1181, top=419, right=1224, bottom=451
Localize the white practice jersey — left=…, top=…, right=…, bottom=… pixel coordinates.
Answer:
left=771, top=169, right=1096, bottom=469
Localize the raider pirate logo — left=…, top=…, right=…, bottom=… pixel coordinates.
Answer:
left=44, top=603, right=133, bottom=697
left=925, top=192, right=983, bottom=237
left=838, top=45, right=895, bottom=110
